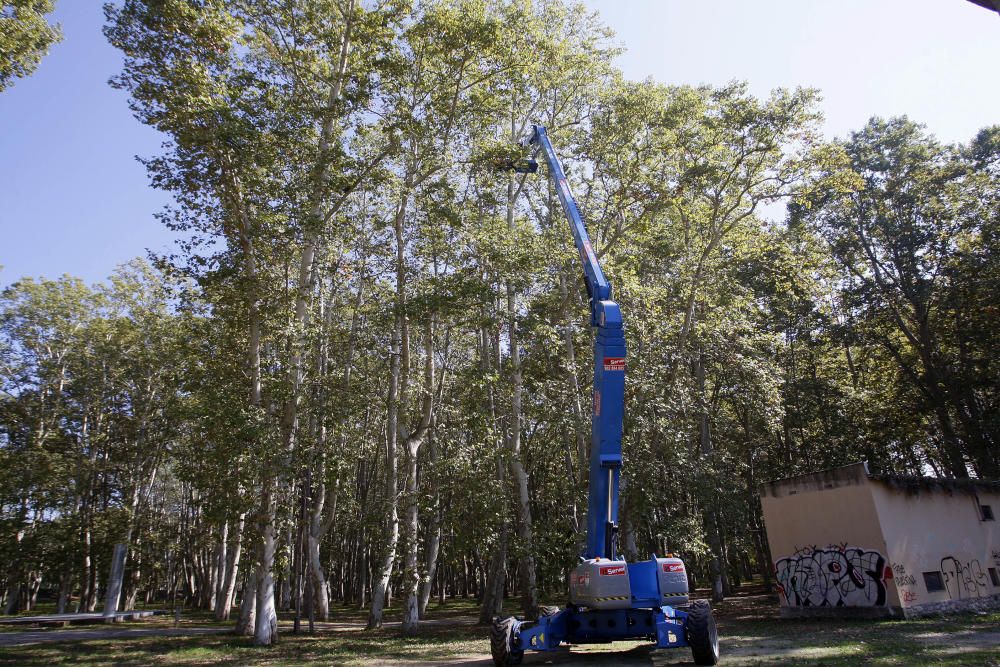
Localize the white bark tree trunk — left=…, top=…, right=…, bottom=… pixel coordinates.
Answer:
left=215, top=514, right=243, bottom=621
left=102, top=543, right=127, bottom=620
left=253, top=497, right=279, bottom=645
left=249, top=4, right=357, bottom=643
left=307, top=481, right=336, bottom=622
left=402, top=319, right=435, bottom=633
left=367, top=315, right=402, bottom=630
left=401, top=437, right=422, bottom=633
left=220, top=141, right=265, bottom=635
left=236, top=569, right=256, bottom=636
left=417, top=432, right=441, bottom=618
left=306, top=281, right=361, bottom=621
left=212, top=521, right=228, bottom=614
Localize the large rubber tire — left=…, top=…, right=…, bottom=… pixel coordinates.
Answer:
left=490, top=616, right=524, bottom=666
left=538, top=605, right=560, bottom=618
left=686, top=599, right=720, bottom=666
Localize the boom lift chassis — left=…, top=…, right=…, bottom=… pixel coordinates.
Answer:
left=490, top=126, right=720, bottom=666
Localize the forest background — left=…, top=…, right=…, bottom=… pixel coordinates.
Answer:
left=1, top=0, right=998, bottom=647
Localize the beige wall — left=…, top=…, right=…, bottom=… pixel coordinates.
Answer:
left=761, top=463, right=893, bottom=609
left=870, top=481, right=1000, bottom=611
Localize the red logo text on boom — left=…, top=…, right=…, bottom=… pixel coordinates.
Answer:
left=603, top=357, right=625, bottom=372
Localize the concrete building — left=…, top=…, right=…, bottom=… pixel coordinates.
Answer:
left=759, top=462, right=1000, bottom=618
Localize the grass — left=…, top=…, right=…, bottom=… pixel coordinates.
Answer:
left=1, top=592, right=998, bottom=666
left=0, top=617, right=486, bottom=666
left=708, top=590, right=1000, bottom=667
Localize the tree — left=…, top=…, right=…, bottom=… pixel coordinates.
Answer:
left=798, top=117, right=1000, bottom=479
left=0, top=1, right=61, bottom=92
left=0, top=262, right=187, bottom=615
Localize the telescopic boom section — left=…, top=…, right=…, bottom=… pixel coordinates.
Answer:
left=522, top=125, right=625, bottom=560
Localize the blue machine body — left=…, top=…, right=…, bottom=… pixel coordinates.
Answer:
left=509, top=126, right=697, bottom=654
left=516, top=605, right=690, bottom=652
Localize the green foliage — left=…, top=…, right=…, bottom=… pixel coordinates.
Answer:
left=0, top=0, right=61, bottom=92
left=798, top=117, right=1000, bottom=478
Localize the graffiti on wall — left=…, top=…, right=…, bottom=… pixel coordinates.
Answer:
left=774, top=545, right=889, bottom=607
left=891, top=562, right=918, bottom=604
left=940, top=556, right=988, bottom=599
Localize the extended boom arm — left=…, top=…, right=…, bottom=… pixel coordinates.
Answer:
left=520, top=125, right=625, bottom=560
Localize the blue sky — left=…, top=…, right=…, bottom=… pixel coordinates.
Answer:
left=1, top=2, right=171, bottom=290
left=1, top=0, right=998, bottom=289
left=586, top=0, right=1000, bottom=142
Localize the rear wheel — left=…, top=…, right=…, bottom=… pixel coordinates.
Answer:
left=538, top=605, right=560, bottom=618
left=490, top=616, right=524, bottom=666
left=686, top=599, right=719, bottom=665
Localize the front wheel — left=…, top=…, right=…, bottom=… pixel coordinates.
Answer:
left=686, top=599, right=720, bottom=665
left=490, top=616, right=524, bottom=666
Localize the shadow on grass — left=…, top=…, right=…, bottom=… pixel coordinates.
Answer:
left=1, top=595, right=997, bottom=666
left=0, top=624, right=491, bottom=667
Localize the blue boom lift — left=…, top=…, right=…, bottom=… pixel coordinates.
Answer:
left=489, top=126, right=720, bottom=666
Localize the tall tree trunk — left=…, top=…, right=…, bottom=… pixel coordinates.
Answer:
left=236, top=569, right=256, bottom=636
left=478, top=529, right=508, bottom=624
left=402, top=319, right=436, bottom=633
left=2, top=584, right=19, bottom=615
left=123, top=556, right=141, bottom=611
left=506, top=170, right=537, bottom=620
left=367, top=316, right=402, bottom=630
left=102, top=543, right=128, bottom=619
left=370, top=175, right=436, bottom=631
left=253, top=495, right=279, bottom=645
left=694, top=345, right=728, bottom=602
left=26, top=571, right=41, bottom=611
left=272, top=8, right=357, bottom=635
left=307, top=281, right=362, bottom=621
left=79, top=497, right=94, bottom=611
left=357, top=534, right=368, bottom=609
left=307, top=481, right=336, bottom=622
left=219, top=134, right=268, bottom=636
left=478, top=315, right=507, bottom=625
left=367, top=182, right=412, bottom=634
left=401, top=437, right=422, bottom=633
left=3, top=519, right=27, bottom=615
left=620, top=496, right=640, bottom=563
left=418, top=432, right=441, bottom=619
left=212, top=521, right=228, bottom=613
left=216, top=515, right=243, bottom=621
left=280, top=531, right=292, bottom=612
left=56, top=556, right=73, bottom=614
left=559, top=272, right=584, bottom=531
